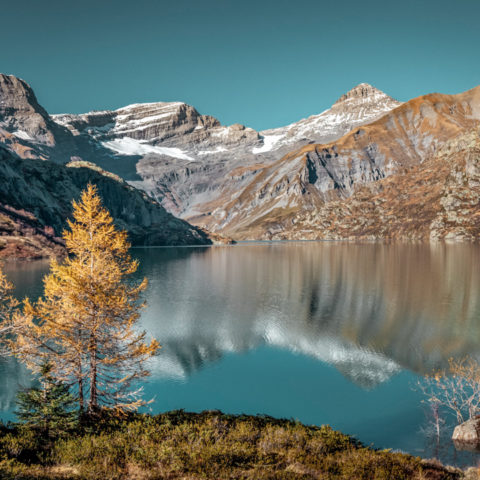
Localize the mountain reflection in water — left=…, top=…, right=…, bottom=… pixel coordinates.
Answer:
left=1, top=243, right=480, bottom=423
left=137, top=243, right=480, bottom=386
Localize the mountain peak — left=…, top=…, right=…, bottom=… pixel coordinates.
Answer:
left=0, top=73, right=59, bottom=148
left=333, top=83, right=397, bottom=107
left=0, top=73, right=48, bottom=118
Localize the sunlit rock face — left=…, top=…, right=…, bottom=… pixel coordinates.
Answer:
left=137, top=243, right=480, bottom=388
left=0, top=74, right=401, bottom=221
left=51, top=84, right=400, bottom=219
left=268, top=129, right=480, bottom=242
left=197, top=90, right=480, bottom=239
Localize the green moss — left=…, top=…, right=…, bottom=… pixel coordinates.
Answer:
left=0, top=410, right=464, bottom=479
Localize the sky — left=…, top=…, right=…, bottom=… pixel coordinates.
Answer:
left=2, top=0, right=479, bottom=130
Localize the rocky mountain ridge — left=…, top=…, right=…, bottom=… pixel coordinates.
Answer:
left=0, top=74, right=79, bottom=162
left=193, top=86, right=480, bottom=239
left=52, top=83, right=402, bottom=217
left=0, top=74, right=402, bottom=219
left=2, top=73, right=480, bottom=242
left=275, top=129, right=480, bottom=241
left=260, top=83, right=402, bottom=150
left=0, top=145, right=212, bottom=259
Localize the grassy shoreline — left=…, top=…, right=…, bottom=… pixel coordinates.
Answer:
left=0, top=409, right=470, bottom=479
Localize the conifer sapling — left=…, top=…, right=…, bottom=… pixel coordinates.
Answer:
left=16, top=363, right=78, bottom=442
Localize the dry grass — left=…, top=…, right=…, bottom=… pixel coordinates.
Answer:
left=0, top=410, right=467, bottom=479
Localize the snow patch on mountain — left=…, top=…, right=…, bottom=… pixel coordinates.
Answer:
left=102, top=137, right=194, bottom=160
left=252, top=134, right=284, bottom=153
left=117, top=101, right=185, bottom=112
left=197, top=146, right=228, bottom=155
left=12, top=130, right=33, bottom=141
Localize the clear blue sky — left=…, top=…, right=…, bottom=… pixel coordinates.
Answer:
left=2, top=0, right=479, bottom=130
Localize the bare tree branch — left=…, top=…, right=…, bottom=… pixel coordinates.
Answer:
left=418, top=357, right=480, bottom=425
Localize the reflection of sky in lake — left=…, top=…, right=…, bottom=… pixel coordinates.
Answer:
left=2, top=243, right=480, bottom=466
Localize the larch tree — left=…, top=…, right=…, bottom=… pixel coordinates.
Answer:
left=0, top=264, right=18, bottom=355
left=15, top=184, right=159, bottom=414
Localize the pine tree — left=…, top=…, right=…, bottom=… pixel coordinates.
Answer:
left=16, top=363, right=78, bottom=441
left=0, top=264, right=18, bottom=354
left=15, top=184, right=159, bottom=414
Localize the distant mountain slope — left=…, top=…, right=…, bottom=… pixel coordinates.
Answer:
left=194, top=86, right=480, bottom=239
left=0, top=74, right=401, bottom=218
left=283, top=130, right=480, bottom=241
left=0, top=146, right=211, bottom=259
left=51, top=83, right=401, bottom=217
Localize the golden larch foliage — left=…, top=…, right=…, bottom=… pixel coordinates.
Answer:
left=0, top=265, right=18, bottom=349
left=14, top=184, right=160, bottom=413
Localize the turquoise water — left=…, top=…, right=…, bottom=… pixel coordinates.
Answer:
left=2, top=243, right=480, bottom=466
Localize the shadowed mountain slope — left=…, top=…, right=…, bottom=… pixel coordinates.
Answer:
left=0, top=146, right=211, bottom=258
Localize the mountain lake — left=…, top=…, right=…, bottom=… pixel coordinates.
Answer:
left=1, top=242, right=480, bottom=467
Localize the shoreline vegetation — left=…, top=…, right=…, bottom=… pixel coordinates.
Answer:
left=0, top=409, right=468, bottom=480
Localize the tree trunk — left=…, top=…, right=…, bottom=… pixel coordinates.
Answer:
left=88, top=334, right=97, bottom=414
left=78, top=376, right=84, bottom=412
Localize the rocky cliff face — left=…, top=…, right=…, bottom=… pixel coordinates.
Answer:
left=280, top=129, right=480, bottom=242
left=0, top=146, right=211, bottom=259
left=54, top=101, right=221, bottom=142
left=0, top=74, right=53, bottom=146
left=53, top=103, right=262, bottom=215
left=0, top=74, right=80, bottom=162
left=195, top=87, right=480, bottom=239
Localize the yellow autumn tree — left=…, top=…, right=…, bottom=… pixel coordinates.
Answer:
left=15, top=184, right=159, bottom=413
left=0, top=265, right=18, bottom=353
